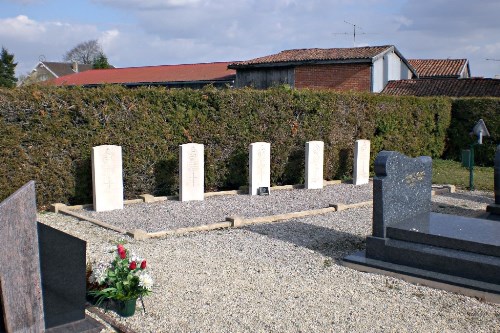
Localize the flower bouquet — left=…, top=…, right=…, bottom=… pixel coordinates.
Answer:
left=87, top=243, right=153, bottom=317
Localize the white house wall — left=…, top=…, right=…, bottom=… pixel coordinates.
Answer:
left=372, top=50, right=412, bottom=93
left=372, top=58, right=384, bottom=93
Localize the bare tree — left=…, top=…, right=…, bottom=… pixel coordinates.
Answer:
left=63, top=40, right=103, bottom=64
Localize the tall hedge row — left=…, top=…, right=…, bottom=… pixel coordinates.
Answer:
left=444, top=98, right=500, bottom=166
left=0, top=85, right=451, bottom=208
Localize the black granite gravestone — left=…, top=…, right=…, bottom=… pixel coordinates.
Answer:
left=486, top=145, right=500, bottom=216
left=495, top=145, right=500, bottom=204
left=0, top=181, right=103, bottom=332
left=344, top=151, right=500, bottom=296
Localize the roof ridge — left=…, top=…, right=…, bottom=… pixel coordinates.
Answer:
left=280, top=45, right=393, bottom=52
left=91, top=61, right=235, bottom=71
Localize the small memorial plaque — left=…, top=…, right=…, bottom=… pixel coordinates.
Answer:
left=257, top=187, right=270, bottom=196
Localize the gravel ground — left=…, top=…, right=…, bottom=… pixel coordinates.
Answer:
left=37, top=185, right=500, bottom=333
left=75, top=183, right=373, bottom=232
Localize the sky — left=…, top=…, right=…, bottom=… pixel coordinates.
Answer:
left=1, top=0, right=500, bottom=78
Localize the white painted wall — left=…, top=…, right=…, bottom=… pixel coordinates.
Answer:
left=372, top=57, right=384, bottom=93
left=371, top=50, right=413, bottom=93
left=387, top=52, right=401, bottom=81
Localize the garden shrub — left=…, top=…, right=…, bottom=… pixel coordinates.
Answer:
left=444, top=98, right=500, bottom=166
left=0, top=85, right=451, bottom=208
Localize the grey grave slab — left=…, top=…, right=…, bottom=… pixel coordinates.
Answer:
left=386, top=212, right=500, bottom=257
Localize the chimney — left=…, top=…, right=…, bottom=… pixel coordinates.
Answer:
left=72, top=61, right=78, bottom=73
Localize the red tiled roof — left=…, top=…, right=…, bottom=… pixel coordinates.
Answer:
left=229, top=45, right=394, bottom=67
left=51, top=62, right=236, bottom=86
left=408, top=59, right=468, bottom=78
left=381, top=78, right=500, bottom=97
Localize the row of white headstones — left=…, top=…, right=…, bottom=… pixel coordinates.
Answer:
left=92, top=140, right=371, bottom=212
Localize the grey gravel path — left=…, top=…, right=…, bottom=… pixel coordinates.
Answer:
left=38, top=186, right=500, bottom=333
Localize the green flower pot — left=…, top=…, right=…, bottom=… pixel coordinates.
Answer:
left=115, top=298, right=137, bottom=317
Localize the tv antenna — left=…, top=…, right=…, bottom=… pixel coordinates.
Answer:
left=332, top=21, right=376, bottom=46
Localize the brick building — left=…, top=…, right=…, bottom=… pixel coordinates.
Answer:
left=228, top=45, right=417, bottom=92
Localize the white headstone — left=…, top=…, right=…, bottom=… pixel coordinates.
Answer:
left=91, top=145, right=124, bottom=212
left=249, top=142, right=271, bottom=195
left=179, top=143, right=204, bottom=201
left=305, top=141, right=324, bottom=189
left=353, top=139, right=371, bottom=185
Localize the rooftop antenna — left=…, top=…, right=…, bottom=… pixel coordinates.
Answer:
left=332, top=21, right=376, bottom=47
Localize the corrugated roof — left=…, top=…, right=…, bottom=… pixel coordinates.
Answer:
left=229, top=45, right=394, bottom=68
left=41, top=62, right=93, bottom=77
left=407, top=59, right=468, bottom=78
left=51, top=62, right=236, bottom=86
left=382, top=78, right=500, bottom=97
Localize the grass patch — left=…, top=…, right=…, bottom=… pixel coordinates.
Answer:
left=433, top=159, right=494, bottom=191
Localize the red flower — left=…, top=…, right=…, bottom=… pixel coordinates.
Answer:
left=117, top=244, right=124, bottom=252
left=118, top=248, right=126, bottom=259
left=129, top=261, right=137, bottom=270
left=140, top=260, right=147, bottom=269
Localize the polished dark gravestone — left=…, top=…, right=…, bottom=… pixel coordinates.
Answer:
left=486, top=144, right=500, bottom=216
left=344, top=151, right=500, bottom=297
left=0, top=181, right=103, bottom=332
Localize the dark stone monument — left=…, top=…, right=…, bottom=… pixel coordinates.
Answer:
left=372, top=151, right=432, bottom=238
left=486, top=145, right=500, bottom=216
left=344, top=151, right=500, bottom=296
left=0, top=181, right=103, bottom=332
left=0, top=181, right=45, bottom=332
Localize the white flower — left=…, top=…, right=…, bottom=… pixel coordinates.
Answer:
left=138, top=271, right=154, bottom=290
left=89, top=261, right=110, bottom=285
left=130, top=252, right=143, bottom=263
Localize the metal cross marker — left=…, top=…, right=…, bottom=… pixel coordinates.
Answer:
left=468, top=119, right=490, bottom=190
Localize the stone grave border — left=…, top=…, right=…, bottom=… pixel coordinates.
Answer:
left=51, top=181, right=455, bottom=241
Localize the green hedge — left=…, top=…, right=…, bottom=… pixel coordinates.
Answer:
left=0, top=85, right=451, bottom=208
left=444, top=98, right=500, bottom=166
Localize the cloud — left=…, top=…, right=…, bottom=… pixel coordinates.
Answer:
left=0, top=15, right=103, bottom=75
left=0, top=15, right=47, bottom=41
left=94, top=0, right=202, bottom=10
